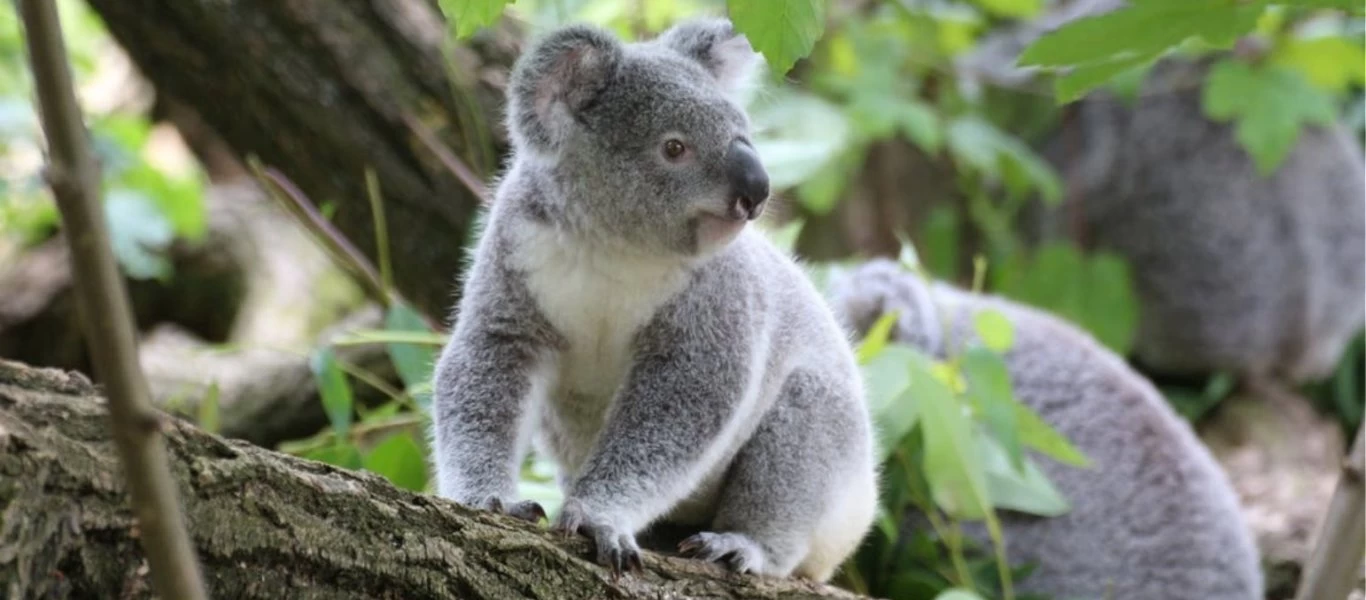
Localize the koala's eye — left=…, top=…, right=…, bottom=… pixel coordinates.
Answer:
left=663, top=139, right=687, bottom=160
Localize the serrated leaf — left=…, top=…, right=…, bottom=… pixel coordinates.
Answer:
left=385, top=302, right=439, bottom=409
left=1271, top=35, right=1366, bottom=93
left=363, top=433, right=429, bottom=492
left=972, top=310, right=1014, bottom=353
left=1202, top=61, right=1338, bottom=174
left=440, top=0, right=512, bottom=39
left=728, top=0, right=826, bottom=75
left=310, top=347, right=354, bottom=437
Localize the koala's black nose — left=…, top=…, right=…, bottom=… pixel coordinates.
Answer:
left=725, top=139, right=770, bottom=220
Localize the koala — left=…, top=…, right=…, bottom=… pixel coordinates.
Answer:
left=964, top=0, right=1366, bottom=384
left=827, top=259, right=1264, bottom=599
left=429, top=18, right=879, bottom=582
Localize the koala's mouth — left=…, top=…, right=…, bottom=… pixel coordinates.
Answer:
left=694, top=210, right=749, bottom=249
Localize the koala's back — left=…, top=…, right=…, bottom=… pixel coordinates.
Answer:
left=828, top=260, right=1263, bottom=599
left=1039, top=61, right=1366, bottom=382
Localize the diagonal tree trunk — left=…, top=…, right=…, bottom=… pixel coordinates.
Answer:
left=81, top=0, right=520, bottom=321
left=0, top=358, right=871, bottom=600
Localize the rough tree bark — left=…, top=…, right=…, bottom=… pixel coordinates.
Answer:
left=82, top=0, right=522, bottom=321
left=0, top=359, right=870, bottom=600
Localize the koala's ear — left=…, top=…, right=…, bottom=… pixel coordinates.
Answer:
left=507, top=24, right=623, bottom=151
left=657, top=18, right=761, bottom=99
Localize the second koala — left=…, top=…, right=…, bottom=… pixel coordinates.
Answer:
left=430, top=19, right=878, bottom=581
left=828, top=259, right=1264, bottom=599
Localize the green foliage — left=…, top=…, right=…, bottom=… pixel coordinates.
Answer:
left=310, top=348, right=356, bottom=438
left=992, top=241, right=1138, bottom=355
left=1202, top=60, right=1338, bottom=174
left=440, top=0, right=514, bottom=38
left=843, top=252, right=1090, bottom=600
left=384, top=302, right=440, bottom=409
left=728, top=0, right=827, bottom=75
left=363, top=433, right=429, bottom=492
left=0, top=0, right=206, bottom=279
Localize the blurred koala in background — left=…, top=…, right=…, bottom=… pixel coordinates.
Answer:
left=960, top=0, right=1366, bottom=386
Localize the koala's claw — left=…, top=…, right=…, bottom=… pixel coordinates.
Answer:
left=483, top=497, right=547, bottom=524
left=553, top=500, right=644, bottom=575
left=678, top=531, right=764, bottom=575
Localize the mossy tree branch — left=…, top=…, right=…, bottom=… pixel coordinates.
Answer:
left=16, top=0, right=208, bottom=598
left=0, top=359, right=870, bottom=600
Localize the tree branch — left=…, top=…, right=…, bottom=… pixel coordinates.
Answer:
left=0, top=359, right=869, bottom=600
left=1293, top=423, right=1365, bottom=600
left=16, top=1, right=208, bottom=598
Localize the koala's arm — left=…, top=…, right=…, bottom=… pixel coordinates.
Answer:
left=431, top=262, right=552, bottom=513
left=565, top=283, right=756, bottom=532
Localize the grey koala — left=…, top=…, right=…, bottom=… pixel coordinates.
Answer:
left=429, top=18, right=879, bottom=582
left=963, top=0, right=1366, bottom=384
left=827, top=258, right=1264, bottom=600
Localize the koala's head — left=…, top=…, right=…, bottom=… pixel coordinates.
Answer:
left=505, top=18, right=769, bottom=257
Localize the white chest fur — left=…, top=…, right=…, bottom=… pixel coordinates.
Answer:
left=511, top=224, right=691, bottom=402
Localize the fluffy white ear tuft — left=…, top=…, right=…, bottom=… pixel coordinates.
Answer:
left=506, top=24, right=623, bottom=151
left=657, top=17, right=763, bottom=101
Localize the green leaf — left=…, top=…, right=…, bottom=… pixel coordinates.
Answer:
left=1018, top=0, right=1263, bottom=68
left=439, top=0, right=512, bottom=39
left=910, top=353, right=992, bottom=519
left=750, top=89, right=852, bottom=191
left=1201, top=60, right=1338, bottom=174
left=310, top=347, right=355, bottom=437
left=1281, top=0, right=1365, bottom=14
left=960, top=348, right=1022, bottom=471
left=384, top=302, right=439, bottom=409
left=304, top=442, right=364, bottom=470
left=728, top=0, right=827, bottom=75
left=979, top=435, right=1071, bottom=517
left=862, top=344, right=922, bottom=460
left=198, top=382, right=220, bottom=434
left=972, top=0, right=1044, bottom=18
left=896, top=100, right=942, bottom=153
left=947, top=117, right=1062, bottom=204
left=857, top=311, right=901, bottom=364
left=104, top=190, right=175, bottom=280
left=363, top=433, right=429, bottom=492
left=1054, top=54, right=1156, bottom=104
left=1014, top=401, right=1091, bottom=467
left=972, top=310, right=1014, bottom=353
left=1270, top=35, right=1366, bottom=93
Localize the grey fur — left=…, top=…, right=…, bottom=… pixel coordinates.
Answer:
left=430, top=18, right=878, bottom=581
left=964, top=0, right=1366, bottom=382
left=827, top=259, right=1264, bottom=600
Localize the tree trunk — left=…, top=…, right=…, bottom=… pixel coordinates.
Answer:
left=82, top=0, right=522, bottom=321
left=0, top=358, right=870, bottom=600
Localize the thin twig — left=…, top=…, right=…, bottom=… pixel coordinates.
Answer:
left=17, top=1, right=208, bottom=598
left=246, top=157, right=391, bottom=306
left=400, top=111, right=490, bottom=204
left=1293, top=422, right=1365, bottom=600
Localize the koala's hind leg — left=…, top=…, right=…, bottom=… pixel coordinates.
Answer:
left=679, top=369, right=876, bottom=581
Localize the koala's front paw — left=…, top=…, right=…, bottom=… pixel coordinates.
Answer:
left=480, top=496, right=547, bottom=524
left=678, top=531, right=766, bottom=574
left=553, top=498, right=643, bottom=574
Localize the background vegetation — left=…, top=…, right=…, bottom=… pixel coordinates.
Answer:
left=2, top=1, right=1362, bottom=598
